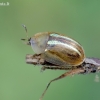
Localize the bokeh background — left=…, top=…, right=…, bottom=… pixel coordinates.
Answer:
left=1, top=0, right=100, bottom=100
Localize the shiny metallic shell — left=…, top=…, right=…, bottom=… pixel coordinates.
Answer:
left=41, top=32, right=85, bottom=67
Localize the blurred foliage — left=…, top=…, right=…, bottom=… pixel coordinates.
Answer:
left=0, top=0, right=100, bottom=100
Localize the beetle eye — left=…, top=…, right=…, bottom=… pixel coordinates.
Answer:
left=28, top=38, right=31, bottom=45
left=28, top=38, right=31, bottom=41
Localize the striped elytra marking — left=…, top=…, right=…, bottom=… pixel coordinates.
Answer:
left=43, top=33, right=85, bottom=66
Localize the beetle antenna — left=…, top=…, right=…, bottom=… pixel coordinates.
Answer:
left=22, top=24, right=28, bottom=40
left=21, top=24, right=30, bottom=45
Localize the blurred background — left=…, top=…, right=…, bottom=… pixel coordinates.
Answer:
left=1, top=0, right=100, bottom=100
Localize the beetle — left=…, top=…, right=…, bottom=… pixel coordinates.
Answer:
left=21, top=25, right=100, bottom=100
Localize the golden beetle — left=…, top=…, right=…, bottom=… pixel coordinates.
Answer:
left=22, top=25, right=100, bottom=100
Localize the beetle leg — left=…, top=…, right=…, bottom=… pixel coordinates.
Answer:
left=41, top=66, right=46, bottom=72
left=39, top=68, right=84, bottom=100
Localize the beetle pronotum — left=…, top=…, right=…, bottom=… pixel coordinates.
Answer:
left=22, top=25, right=100, bottom=100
